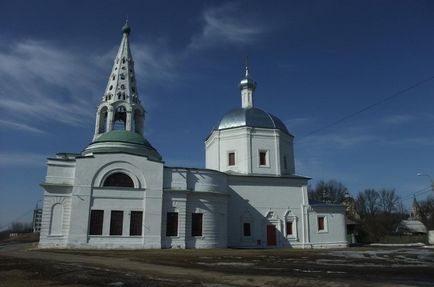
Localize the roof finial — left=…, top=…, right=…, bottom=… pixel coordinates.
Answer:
left=244, top=57, right=249, bottom=78
left=122, top=18, right=131, bottom=35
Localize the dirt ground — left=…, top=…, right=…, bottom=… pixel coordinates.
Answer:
left=1, top=241, right=434, bottom=287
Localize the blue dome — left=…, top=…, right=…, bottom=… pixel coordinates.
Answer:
left=217, top=107, right=290, bottom=135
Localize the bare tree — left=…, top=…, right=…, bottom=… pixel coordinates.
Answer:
left=308, top=180, right=349, bottom=204
left=355, top=189, right=379, bottom=217
left=10, top=222, right=32, bottom=233
left=418, top=196, right=434, bottom=229
left=379, top=189, right=400, bottom=214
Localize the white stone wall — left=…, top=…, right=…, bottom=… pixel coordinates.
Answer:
left=40, top=153, right=164, bottom=249
left=185, top=193, right=228, bottom=248
left=162, top=167, right=228, bottom=249
left=39, top=158, right=75, bottom=248
left=205, top=127, right=294, bottom=176
left=307, top=205, right=348, bottom=248
left=227, top=175, right=308, bottom=248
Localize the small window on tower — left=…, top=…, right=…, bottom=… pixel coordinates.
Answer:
left=283, top=155, right=288, bottom=169
left=120, top=73, right=125, bottom=80
left=122, top=57, right=126, bottom=64
left=112, top=75, right=115, bottom=80
left=109, top=85, right=113, bottom=91
left=131, top=87, right=135, bottom=93
left=259, top=150, right=268, bottom=166
left=228, top=152, right=235, bottom=166
left=121, top=84, right=125, bottom=90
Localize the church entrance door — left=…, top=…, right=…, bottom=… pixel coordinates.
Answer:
left=266, top=224, right=276, bottom=246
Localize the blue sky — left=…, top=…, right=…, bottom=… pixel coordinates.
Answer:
left=1, top=0, right=434, bottom=229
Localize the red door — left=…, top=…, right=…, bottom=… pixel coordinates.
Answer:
left=267, top=225, right=276, bottom=246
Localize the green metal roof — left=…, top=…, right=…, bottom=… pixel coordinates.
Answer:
left=83, top=130, right=162, bottom=161
left=94, top=130, right=151, bottom=146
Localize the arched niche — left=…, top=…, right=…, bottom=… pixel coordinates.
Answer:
left=50, top=203, right=63, bottom=236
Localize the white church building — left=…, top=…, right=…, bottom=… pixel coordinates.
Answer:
left=39, top=23, right=347, bottom=249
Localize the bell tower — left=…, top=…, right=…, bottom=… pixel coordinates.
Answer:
left=93, top=21, right=144, bottom=140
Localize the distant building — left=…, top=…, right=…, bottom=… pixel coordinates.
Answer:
left=396, top=195, right=427, bottom=235
left=33, top=207, right=42, bottom=233
left=38, top=22, right=347, bottom=249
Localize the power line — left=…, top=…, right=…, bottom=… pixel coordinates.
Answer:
left=299, top=75, right=434, bottom=140
left=402, top=186, right=433, bottom=201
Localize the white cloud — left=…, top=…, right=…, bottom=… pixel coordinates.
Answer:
left=284, top=117, right=315, bottom=132
left=189, top=3, right=265, bottom=50
left=380, top=114, right=414, bottom=125
left=0, top=152, right=46, bottom=167
left=131, top=43, right=178, bottom=84
left=0, top=40, right=100, bottom=127
left=0, top=38, right=178, bottom=130
left=0, top=119, right=45, bottom=134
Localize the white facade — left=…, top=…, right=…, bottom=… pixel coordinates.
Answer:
left=39, top=23, right=347, bottom=249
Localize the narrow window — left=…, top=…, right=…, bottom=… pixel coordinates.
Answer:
left=318, top=216, right=325, bottom=232
left=110, top=210, right=123, bottom=235
left=166, top=212, right=178, bottom=236
left=89, top=210, right=104, bottom=235
left=259, top=151, right=267, bottom=166
left=286, top=221, right=293, bottom=236
left=228, top=152, right=235, bottom=166
left=112, top=75, right=115, bottom=80
left=129, top=211, right=142, bottom=236
left=191, top=213, right=203, bottom=236
left=243, top=223, right=251, bottom=236
left=120, top=73, right=125, bottom=80
left=283, top=155, right=288, bottom=169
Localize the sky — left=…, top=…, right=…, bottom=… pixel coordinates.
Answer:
left=1, top=0, right=434, bottom=229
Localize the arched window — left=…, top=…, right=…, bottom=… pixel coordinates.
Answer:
left=98, top=107, right=108, bottom=133
left=113, top=106, right=127, bottom=130
left=103, top=172, right=134, bottom=188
